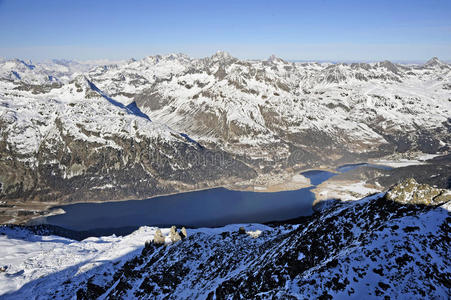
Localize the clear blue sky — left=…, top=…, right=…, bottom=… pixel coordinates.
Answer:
left=0, top=0, right=450, bottom=62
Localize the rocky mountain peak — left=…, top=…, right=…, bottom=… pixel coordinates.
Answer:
left=267, top=54, right=286, bottom=64
left=209, top=51, right=237, bottom=64
left=377, top=60, right=400, bottom=74
left=70, top=74, right=100, bottom=98
left=143, top=55, right=162, bottom=65
left=212, top=50, right=232, bottom=58
left=386, top=178, right=451, bottom=206
left=140, top=53, right=191, bottom=69
left=72, top=74, right=91, bottom=87
left=424, top=56, right=444, bottom=68
left=350, top=62, right=372, bottom=71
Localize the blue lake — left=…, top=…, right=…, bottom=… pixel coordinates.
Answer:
left=45, top=187, right=317, bottom=231
left=44, top=163, right=391, bottom=233
left=336, top=163, right=392, bottom=173
left=300, top=170, right=337, bottom=185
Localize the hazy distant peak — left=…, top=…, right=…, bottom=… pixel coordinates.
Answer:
left=164, top=53, right=190, bottom=60
left=213, top=50, right=232, bottom=58
left=267, top=54, right=286, bottom=64
left=268, top=54, right=277, bottom=61
left=209, top=51, right=237, bottom=62
left=51, top=58, right=76, bottom=65
left=377, top=60, right=399, bottom=73
left=424, top=56, right=444, bottom=67
left=143, top=53, right=190, bottom=65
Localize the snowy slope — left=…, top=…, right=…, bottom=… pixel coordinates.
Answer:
left=0, top=224, right=271, bottom=299
left=84, top=52, right=451, bottom=159
left=0, top=58, right=121, bottom=84
left=0, top=64, right=255, bottom=205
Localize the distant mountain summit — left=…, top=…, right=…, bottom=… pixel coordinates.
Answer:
left=424, top=56, right=447, bottom=68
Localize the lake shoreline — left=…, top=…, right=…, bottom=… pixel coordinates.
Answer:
left=37, top=162, right=393, bottom=232
left=3, top=152, right=444, bottom=227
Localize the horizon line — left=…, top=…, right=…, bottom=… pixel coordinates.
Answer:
left=1, top=52, right=448, bottom=65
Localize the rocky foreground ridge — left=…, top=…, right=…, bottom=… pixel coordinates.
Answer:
left=1, top=179, right=444, bottom=299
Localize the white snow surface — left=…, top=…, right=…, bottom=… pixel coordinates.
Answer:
left=0, top=224, right=271, bottom=298
left=0, top=73, right=183, bottom=165
left=1, top=53, right=450, bottom=161
left=86, top=53, right=451, bottom=153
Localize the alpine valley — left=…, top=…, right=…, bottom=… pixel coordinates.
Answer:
left=1, top=53, right=450, bottom=212
left=0, top=52, right=450, bottom=299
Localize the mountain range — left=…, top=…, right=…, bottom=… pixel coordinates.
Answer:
left=0, top=52, right=450, bottom=206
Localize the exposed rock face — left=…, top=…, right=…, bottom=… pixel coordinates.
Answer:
left=180, top=227, right=187, bottom=239
left=387, top=178, right=451, bottom=205
left=152, top=228, right=165, bottom=245
left=169, top=226, right=181, bottom=243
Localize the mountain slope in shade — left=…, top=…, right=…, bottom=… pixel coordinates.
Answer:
left=93, top=180, right=451, bottom=299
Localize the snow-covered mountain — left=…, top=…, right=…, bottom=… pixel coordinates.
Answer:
left=0, top=53, right=450, bottom=205
left=85, top=52, right=450, bottom=161
left=1, top=179, right=449, bottom=299
left=0, top=58, right=255, bottom=205
left=0, top=58, right=122, bottom=84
